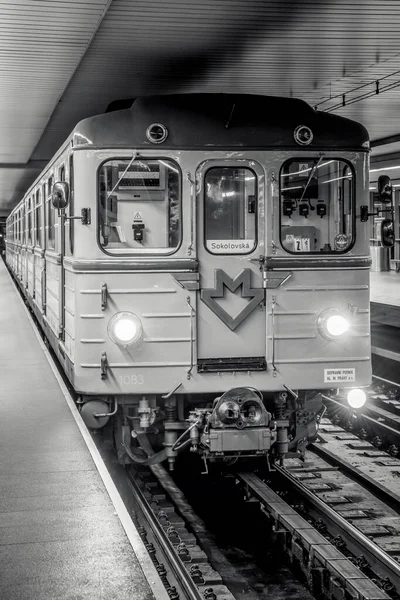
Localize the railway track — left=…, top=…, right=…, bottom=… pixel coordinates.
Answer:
left=283, top=445, right=400, bottom=586
left=231, top=394, right=400, bottom=599
left=137, top=439, right=400, bottom=600
left=127, top=462, right=317, bottom=600
left=322, top=376, right=400, bottom=457
left=371, top=375, right=400, bottom=417
left=236, top=465, right=398, bottom=599
left=126, top=466, right=233, bottom=600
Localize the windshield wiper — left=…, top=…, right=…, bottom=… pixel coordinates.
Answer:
left=298, top=153, right=324, bottom=204
left=106, top=153, right=137, bottom=200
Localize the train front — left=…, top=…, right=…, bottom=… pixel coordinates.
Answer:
left=68, top=94, right=372, bottom=470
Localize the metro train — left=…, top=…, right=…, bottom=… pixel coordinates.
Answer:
left=6, top=93, right=386, bottom=471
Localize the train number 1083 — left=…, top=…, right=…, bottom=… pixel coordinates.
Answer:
left=118, top=374, right=144, bottom=385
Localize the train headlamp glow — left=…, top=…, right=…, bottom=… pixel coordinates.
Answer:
left=108, top=312, right=143, bottom=347
left=347, top=388, right=367, bottom=409
left=326, top=314, right=349, bottom=336
left=318, top=309, right=350, bottom=340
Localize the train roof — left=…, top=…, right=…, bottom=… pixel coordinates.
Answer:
left=72, top=93, right=369, bottom=151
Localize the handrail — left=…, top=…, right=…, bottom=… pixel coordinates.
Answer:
left=271, top=295, right=277, bottom=376
left=186, top=172, right=195, bottom=256
left=186, top=296, right=195, bottom=379
left=40, top=268, right=46, bottom=312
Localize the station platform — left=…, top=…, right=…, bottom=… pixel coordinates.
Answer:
left=370, top=270, right=400, bottom=381
left=0, top=260, right=167, bottom=599
left=370, top=270, right=400, bottom=310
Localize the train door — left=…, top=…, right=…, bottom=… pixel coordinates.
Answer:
left=196, top=162, right=266, bottom=369
left=16, top=209, right=20, bottom=278
left=22, top=203, right=27, bottom=285
left=41, top=184, right=47, bottom=315
left=394, top=190, right=400, bottom=269
left=34, top=188, right=45, bottom=313
left=18, top=208, right=21, bottom=278
left=58, top=164, right=66, bottom=342
left=45, top=175, right=61, bottom=336
left=61, top=155, right=74, bottom=354
left=27, top=195, right=34, bottom=296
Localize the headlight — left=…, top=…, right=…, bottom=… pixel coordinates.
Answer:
left=108, top=312, right=143, bottom=347
left=318, top=308, right=350, bottom=340
left=347, top=388, right=367, bottom=409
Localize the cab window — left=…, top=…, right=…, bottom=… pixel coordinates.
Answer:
left=280, top=158, right=354, bottom=253
left=98, top=158, right=181, bottom=254
left=204, top=167, right=257, bottom=254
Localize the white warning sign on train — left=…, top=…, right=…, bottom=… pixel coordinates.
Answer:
left=133, top=211, right=143, bottom=222
left=324, top=368, right=355, bottom=383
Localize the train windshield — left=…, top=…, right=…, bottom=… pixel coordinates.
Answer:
left=98, top=158, right=181, bottom=254
left=280, top=158, right=354, bottom=253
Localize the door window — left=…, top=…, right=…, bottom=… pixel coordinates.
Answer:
left=35, top=190, right=42, bottom=248
left=204, top=167, right=257, bottom=254
left=47, top=176, right=55, bottom=250
left=27, top=197, right=32, bottom=246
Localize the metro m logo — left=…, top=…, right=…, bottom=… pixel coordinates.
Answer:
left=200, top=269, right=264, bottom=331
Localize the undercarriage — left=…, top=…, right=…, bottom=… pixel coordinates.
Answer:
left=79, top=386, right=324, bottom=471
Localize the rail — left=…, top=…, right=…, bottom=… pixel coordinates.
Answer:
left=272, top=465, right=400, bottom=590
left=237, top=470, right=398, bottom=596
left=127, top=469, right=204, bottom=600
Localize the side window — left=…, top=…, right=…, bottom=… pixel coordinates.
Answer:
left=42, top=184, right=47, bottom=249
left=47, top=176, right=55, bottom=250
left=98, top=158, right=181, bottom=254
left=35, top=190, right=42, bottom=248
left=22, top=205, right=26, bottom=245
left=204, top=167, right=257, bottom=254
left=27, top=197, right=32, bottom=246
left=280, top=158, right=354, bottom=254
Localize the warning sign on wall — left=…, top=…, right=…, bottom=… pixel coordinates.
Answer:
left=324, top=368, right=355, bottom=383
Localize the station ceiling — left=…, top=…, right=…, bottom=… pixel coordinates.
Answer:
left=2, top=0, right=400, bottom=216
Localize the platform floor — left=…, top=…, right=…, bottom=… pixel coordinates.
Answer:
left=0, top=260, right=164, bottom=599
left=368, top=270, right=400, bottom=368
left=370, top=270, right=400, bottom=307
